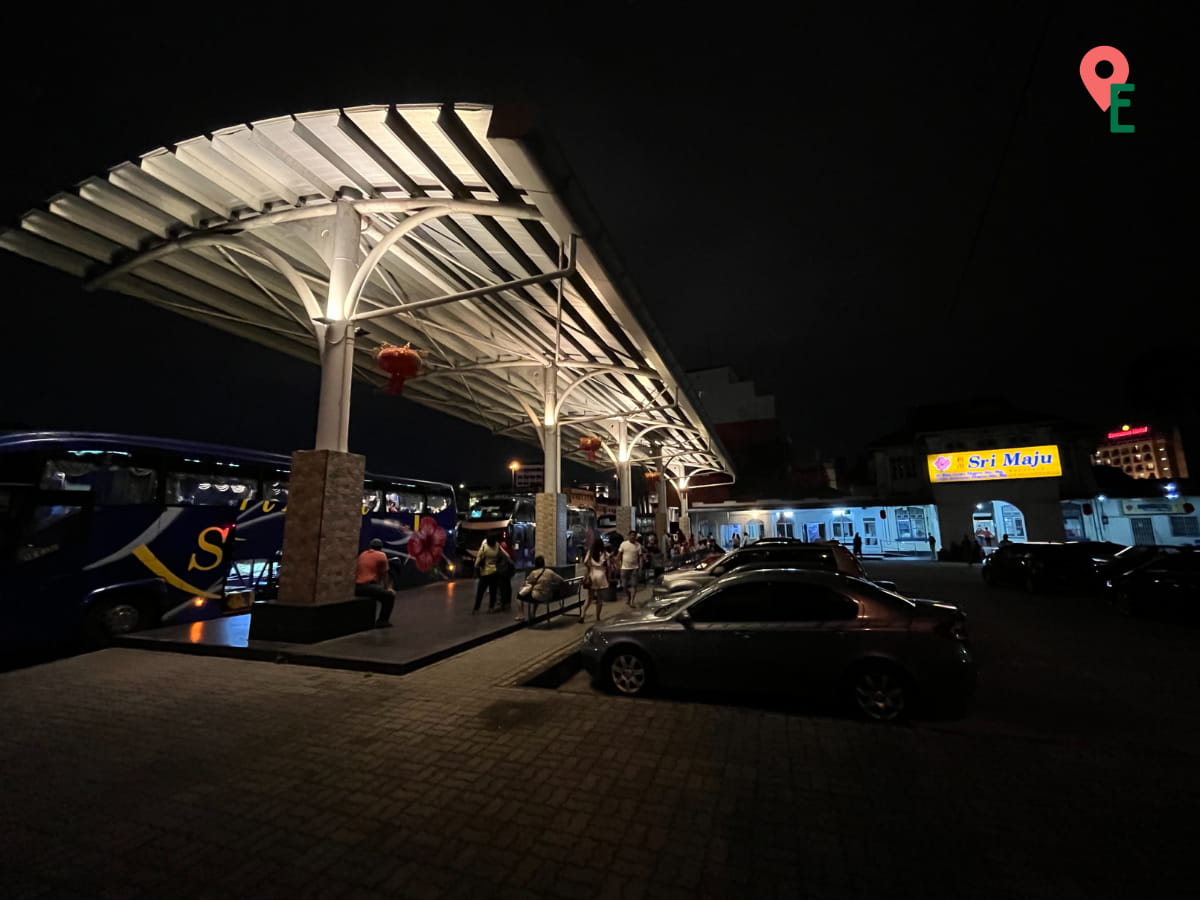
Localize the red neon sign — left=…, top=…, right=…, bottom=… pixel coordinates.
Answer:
left=1107, top=426, right=1149, bottom=440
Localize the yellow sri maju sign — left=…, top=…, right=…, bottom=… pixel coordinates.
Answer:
left=926, top=445, right=1062, bottom=483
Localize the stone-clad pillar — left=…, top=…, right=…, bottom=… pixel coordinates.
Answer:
left=536, top=492, right=568, bottom=568
left=249, top=449, right=375, bottom=642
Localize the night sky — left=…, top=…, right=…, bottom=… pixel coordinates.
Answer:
left=0, top=6, right=1191, bottom=488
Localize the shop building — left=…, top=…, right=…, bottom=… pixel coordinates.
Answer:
left=870, top=406, right=1103, bottom=549
left=687, top=499, right=940, bottom=557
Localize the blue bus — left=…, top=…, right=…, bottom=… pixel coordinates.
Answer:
left=0, top=432, right=457, bottom=648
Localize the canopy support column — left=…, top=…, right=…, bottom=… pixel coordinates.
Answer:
left=252, top=190, right=373, bottom=643
left=615, top=419, right=634, bottom=537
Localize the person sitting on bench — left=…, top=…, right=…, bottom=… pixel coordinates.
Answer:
left=355, top=538, right=394, bottom=627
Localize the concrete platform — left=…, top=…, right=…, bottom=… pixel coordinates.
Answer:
left=114, top=573, right=583, bottom=676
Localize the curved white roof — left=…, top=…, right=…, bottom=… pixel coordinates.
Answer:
left=0, top=102, right=731, bottom=481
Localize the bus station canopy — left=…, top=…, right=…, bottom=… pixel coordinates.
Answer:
left=0, top=102, right=732, bottom=484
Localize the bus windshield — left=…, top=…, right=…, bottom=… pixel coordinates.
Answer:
left=468, top=499, right=515, bottom=521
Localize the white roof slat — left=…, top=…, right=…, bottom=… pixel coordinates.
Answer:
left=48, top=193, right=151, bottom=250
left=107, top=162, right=214, bottom=230
left=211, top=127, right=308, bottom=206
left=294, top=111, right=392, bottom=196
left=19, top=209, right=124, bottom=262
left=349, top=107, right=441, bottom=190
left=395, top=106, right=485, bottom=189
left=253, top=114, right=357, bottom=198
left=0, top=228, right=93, bottom=276
left=77, top=178, right=177, bottom=239
left=174, top=137, right=278, bottom=212
left=140, top=148, right=239, bottom=220
left=453, top=105, right=524, bottom=190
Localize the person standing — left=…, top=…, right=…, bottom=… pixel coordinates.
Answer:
left=730, top=532, right=742, bottom=551
left=473, top=533, right=511, bottom=613
left=852, top=532, right=863, bottom=558
left=928, top=534, right=937, bottom=560
left=581, top=538, right=608, bottom=622
left=354, top=538, right=394, bottom=627
left=496, top=536, right=515, bottom=610
left=618, top=532, right=642, bottom=607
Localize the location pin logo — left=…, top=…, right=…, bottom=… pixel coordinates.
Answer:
left=1080, top=46, right=1130, bottom=110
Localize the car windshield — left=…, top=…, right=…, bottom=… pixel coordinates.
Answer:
left=652, top=596, right=694, bottom=617
left=697, top=551, right=734, bottom=572
left=468, top=498, right=515, bottom=521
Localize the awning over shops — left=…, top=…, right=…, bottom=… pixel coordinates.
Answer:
left=0, top=102, right=731, bottom=486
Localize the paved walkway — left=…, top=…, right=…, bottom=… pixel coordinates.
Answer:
left=115, top=572, right=583, bottom=675
left=1, top=570, right=1193, bottom=899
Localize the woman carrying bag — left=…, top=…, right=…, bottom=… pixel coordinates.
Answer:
left=518, top=555, right=564, bottom=622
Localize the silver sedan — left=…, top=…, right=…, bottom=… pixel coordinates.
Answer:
left=580, top=568, right=975, bottom=722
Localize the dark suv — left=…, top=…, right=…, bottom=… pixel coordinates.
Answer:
left=654, top=539, right=891, bottom=598
left=981, top=541, right=1126, bottom=594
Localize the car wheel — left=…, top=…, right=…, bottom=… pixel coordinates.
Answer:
left=605, top=647, right=653, bottom=697
left=1024, top=573, right=1039, bottom=594
left=847, top=662, right=910, bottom=723
left=981, top=568, right=995, bottom=586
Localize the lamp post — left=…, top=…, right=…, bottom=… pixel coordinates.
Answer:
left=509, top=461, right=520, bottom=491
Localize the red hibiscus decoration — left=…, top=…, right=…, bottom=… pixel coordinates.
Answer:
left=407, top=517, right=447, bottom=572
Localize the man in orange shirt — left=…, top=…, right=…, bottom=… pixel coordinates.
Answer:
left=355, top=538, right=394, bottom=627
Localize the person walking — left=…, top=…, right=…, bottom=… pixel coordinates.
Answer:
left=517, top=555, right=565, bottom=622
left=852, top=532, right=863, bottom=558
left=472, top=533, right=511, bottom=613
left=928, top=534, right=937, bottom=560
left=618, top=532, right=642, bottom=607
left=354, top=538, right=394, bottom=627
left=581, top=538, right=608, bottom=622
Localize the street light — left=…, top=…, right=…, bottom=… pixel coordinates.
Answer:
left=509, top=461, right=520, bottom=490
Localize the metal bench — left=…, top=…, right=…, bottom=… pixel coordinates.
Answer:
left=523, top=575, right=583, bottom=626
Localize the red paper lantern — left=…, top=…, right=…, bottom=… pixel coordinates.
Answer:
left=579, top=436, right=602, bottom=462
left=376, top=343, right=421, bottom=394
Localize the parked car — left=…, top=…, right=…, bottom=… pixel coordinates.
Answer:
left=980, top=541, right=1126, bottom=593
left=1107, top=548, right=1199, bottom=620
left=654, top=540, right=898, bottom=598
left=1095, top=544, right=1188, bottom=584
left=580, top=568, right=975, bottom=721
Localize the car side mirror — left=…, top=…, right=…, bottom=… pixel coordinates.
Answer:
left=710, top=565, right=724, bottom=577
left=677, top=609, right=694, bottom=629
left=876, top=580, right=898, bottom=591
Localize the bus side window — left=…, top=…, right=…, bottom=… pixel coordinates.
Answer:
left=425, top=489, right=452, bottom=515
left=362, top=488, right=383, bottom=514
left=168, top=471, right=258, bottom=506
left=39, top=456, right=158, bottom=505
left=385, top=489, right=422, bottom=514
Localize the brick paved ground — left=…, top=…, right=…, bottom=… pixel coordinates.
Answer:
left=1, top=568, right=1195, bottom=899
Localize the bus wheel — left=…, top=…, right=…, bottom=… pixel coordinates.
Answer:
left=87, top=597, right=153, bottom=640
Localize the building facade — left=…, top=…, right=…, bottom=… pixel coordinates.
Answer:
left=1092, top=423, right=1189, bottom=481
